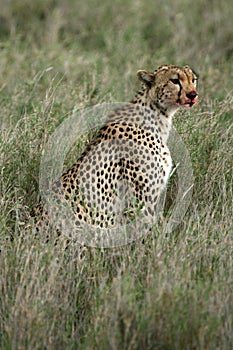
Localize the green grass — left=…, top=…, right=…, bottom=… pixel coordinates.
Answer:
left=0, top=0, right=232, bottom=349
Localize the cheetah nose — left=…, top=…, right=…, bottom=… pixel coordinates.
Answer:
left=186, top=91, right=197, bottom=100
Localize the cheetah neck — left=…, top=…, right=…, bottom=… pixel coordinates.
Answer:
left=132, top=88, right=175, bottom=143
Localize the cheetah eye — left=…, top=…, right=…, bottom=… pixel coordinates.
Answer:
left=170, top=78, right=180, bottom=85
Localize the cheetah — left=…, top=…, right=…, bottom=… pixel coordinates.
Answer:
left=31, top=64, right=198, bottom=245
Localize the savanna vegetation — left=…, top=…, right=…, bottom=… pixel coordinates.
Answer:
left=0, top=0, right=232, bottom=349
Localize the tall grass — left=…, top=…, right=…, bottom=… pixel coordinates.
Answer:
left=0, top=0, right=232, bottom=349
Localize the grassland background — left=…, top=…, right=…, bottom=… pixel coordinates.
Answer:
left=0, top=0, right=232, bottom=349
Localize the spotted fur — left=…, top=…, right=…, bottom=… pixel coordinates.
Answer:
left=31, top=65, right=198, bottom=237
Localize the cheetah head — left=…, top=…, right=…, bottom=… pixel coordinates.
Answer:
left=137, top=64, right=198, bottom=115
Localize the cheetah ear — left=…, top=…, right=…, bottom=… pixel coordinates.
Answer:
left=137, top=70, right=155, bottom=86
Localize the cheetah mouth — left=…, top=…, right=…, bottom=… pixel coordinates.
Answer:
left=183, top=101, right=196, bottom=108
left=179, top=97, right=198, bottom=108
